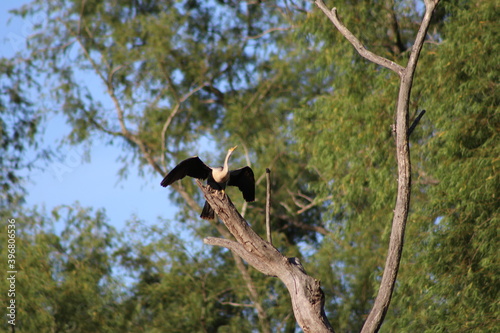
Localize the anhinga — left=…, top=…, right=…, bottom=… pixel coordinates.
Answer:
left=160, top=146, right=255, bottom=220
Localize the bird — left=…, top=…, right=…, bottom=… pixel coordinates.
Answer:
left=160, top=146, right=255, bottom=220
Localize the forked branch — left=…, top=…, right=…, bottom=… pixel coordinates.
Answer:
left=198, top=181, right=335, bottom=333
left=314, top=1, right=440, bottom=332
left=315, top=1, right=405, bottom=76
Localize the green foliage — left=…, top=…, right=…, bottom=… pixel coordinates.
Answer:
left=0, top=58, right=42, bottom=206
left=3, top=0, right=498, bottom=332
left=0, top=204, right=123, bottom=332
left=384, top=1, right=499, bottom=331
left=294, top=0, right=499, bottom=331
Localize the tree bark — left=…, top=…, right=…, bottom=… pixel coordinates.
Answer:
left=315, top=1, right=440, bottom=332
left=199, top=182, right=335, bottom=333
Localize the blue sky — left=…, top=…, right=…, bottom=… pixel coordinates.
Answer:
left=1, top=1, right=178, bottom=232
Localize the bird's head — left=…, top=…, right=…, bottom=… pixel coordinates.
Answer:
left=227, top=146, right=237, bottom=158
left=221, top=146, right=237, bottom=170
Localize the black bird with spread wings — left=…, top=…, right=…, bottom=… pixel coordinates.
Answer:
left=160, top=146, right=255, bottom=219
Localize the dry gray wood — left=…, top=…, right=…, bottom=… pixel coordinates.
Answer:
left=315, top=1, right=440, bottom=332
left=196, top=1, right=439, bottom=331
left=198, top=181, right=335, bottom=333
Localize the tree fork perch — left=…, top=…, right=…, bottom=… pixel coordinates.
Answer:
left=315, top=1, right=440, bottom=332
left=197, top=181, right=335, bottom=333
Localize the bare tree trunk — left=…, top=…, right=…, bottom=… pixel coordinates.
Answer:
left=176, top=1, right=440, bottom=331
left=199, top=182, right=335, bottom=333
left=315, top=1, right=440, bottom=332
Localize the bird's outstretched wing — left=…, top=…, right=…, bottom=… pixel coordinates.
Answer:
left=160, top=157, right=211, bottom=187
left=228, top=166, right=255, bottom=202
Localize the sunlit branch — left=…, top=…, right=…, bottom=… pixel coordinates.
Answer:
left=315, top=1, right=405, bottom=76
left=408, top=110, right=426, bottom=137
left=296, top=195, right=333, bottom=215
left=160, top=82, right=207, bottom=169
left=218, top=301, right=256, bottom=308
left=285, top=189, right=333, bottom=215
left=199, top=181, right=335, bottom=332
left=315, top=1, right=440, bottom=332
left=245, top=26, right=294, bottom=40
left=67, top=19, right=165, bottom=175
left=238, top=140, right=252, bottom=218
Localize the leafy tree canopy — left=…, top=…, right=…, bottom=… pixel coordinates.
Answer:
left=2, top=0, right=497, bottom=331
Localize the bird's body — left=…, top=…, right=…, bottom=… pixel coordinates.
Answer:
left=211, top=166, right=230, bottom=183
left=161, top=146, right=255, bottom=219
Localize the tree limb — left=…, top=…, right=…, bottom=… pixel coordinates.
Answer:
left=362, top=5, right=438, bottom=333
left=160, top=82, right=207, bottom=169
left=218, top=301, right=256, bottom=308
left=265, top=168, right=272, bottom=244
left=198, top=181, right=335, bottom=333
left=245, top=26, right=294, bottom=40
left=70, top=24, right=165, bottom=176
left=315, top=1, right=440, bottom=332
left=408, top=109, right=426, bottom=137
left=315, top=1, right=405, bottom=77
left=70, top=12, right=272, bottom=332
left=170, top=182, right=272, bottom=333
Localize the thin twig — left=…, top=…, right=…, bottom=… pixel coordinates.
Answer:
left=314, top=1, right=440, bottom=332
left=265, top=168, right=272, bottom=244
left=296, top=195, right=333, bottom=215
left=408, top=109, right=426, bottom=137
left=160, top=82, right=207, bottom=168
left=77, top=0, right=86, bottom=36
left=219, top=301, right=256, bottom=308
left=245, top=26, right=294, bottom=40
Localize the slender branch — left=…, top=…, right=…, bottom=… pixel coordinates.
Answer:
left=77, top=0, right=86, bottom=36
left=241, top=74, right=280, bottom=114
left=218, top=301, right=256, bottom=308
left=408, top=109, right=426, bottom=137
left=315, top=1, right=405, bottom=76
left=198, top=181, right=335, bottom=333
left=204, top=237, right=276, bottom=276
left=165, top=74, right=180, bottom=101
left=361, top=2, right=439, bottom=333
left=384, top=0, right=405, bottom=55
left=160, top=82, right=207, bottom=168
left=245, top=26, right=294, bottom=40
left=74, top=36, right=107, bottom=84
left=108, top=65, right=125, bottom=84
left=315, top=1, right=440, bottom=332
left=83, top=110, right=121, bottom=137
left=296, top=195, right=333, bottom=215
left=66, top=21, right=165, bottom=176
left=276, top=212, right=331, bottom=236
left=265, top=168, right=272, bottom=244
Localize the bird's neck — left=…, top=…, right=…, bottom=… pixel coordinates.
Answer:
left=223, top=150, right=232, bottom=173
left=212, top=149, right=233, bottom=183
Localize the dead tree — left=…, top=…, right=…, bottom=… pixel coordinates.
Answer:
left=199, top=1, right=441, bottom=331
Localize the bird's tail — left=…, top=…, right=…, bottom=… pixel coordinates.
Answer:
left=200, top=201, right=215, bottom=220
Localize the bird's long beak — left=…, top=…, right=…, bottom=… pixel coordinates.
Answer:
left=229, top=146, right=238, bottom=152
